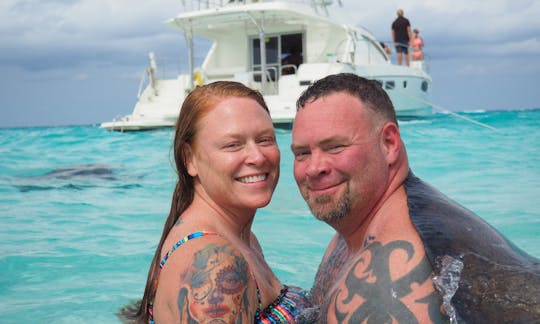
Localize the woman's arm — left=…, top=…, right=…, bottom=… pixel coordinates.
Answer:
left=154, top=237, right=258, bottom=323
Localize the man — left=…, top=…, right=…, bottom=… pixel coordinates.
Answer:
left=291, top=73, right=540, bottom=323
left=391, top=8, right=412, bottom=66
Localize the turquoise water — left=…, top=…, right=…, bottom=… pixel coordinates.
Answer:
left=1, top=110, right=539, bottom=323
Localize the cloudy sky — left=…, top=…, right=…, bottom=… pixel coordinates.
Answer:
left=1, top=0, right=539, bottom=128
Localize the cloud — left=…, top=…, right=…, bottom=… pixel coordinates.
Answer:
left=350, top=0, right=540, bottom=61
left=0, top=0, right=183, bottom=70
left=2, top=0, right=540, bottom=72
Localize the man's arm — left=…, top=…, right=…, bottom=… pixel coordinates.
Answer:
left=310, top=234, right=349, bottom=306
left=320, top=239, right=446, bottom=323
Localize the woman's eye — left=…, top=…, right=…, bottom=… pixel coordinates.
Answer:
left=223, top=142, right=241, bottom=150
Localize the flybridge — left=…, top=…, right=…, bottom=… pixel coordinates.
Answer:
left=179, top=0, right=342, bottom=12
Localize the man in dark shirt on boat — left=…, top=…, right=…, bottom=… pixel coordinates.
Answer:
left=291, top=73, right=540, bottom=323
left=391, top=8, right=412, bottom=66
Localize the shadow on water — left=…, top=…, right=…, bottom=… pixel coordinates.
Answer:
left=13, top=163, right=143, bottom=192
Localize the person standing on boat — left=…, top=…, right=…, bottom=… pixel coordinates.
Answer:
left=118, top=81, right=310, bottom=323
left=379, top=42, right=392, bottom=55
left=411, top=28, right=424, bottom=61
left=291, top=73, right=540, bottom=323
left=391, top=8, right=412, bottom=66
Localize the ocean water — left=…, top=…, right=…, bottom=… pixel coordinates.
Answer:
left=1, top=109, right=539, bottom=323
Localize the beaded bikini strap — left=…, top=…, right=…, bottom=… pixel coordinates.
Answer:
left=159, top=230, right=217, bottom=269
left=255, top=285, right=295, bottom=323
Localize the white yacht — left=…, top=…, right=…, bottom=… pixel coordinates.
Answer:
left=101, top=0, right=432, bottom=131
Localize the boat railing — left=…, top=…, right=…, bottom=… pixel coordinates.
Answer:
left=414, top=54, right=431, bottom=73
left=137, top=68, right=152, bottom=99
left=280, top=64, right=298, bottom=75
left=249, top=68, right=278, bottom=94
left=377, top=40, right=430, bottom=72
left=179, top=0, right=338, bottom=11
left=136, top=53, right=184, bottom=98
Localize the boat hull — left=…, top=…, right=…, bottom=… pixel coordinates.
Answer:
left=100, top=68, right=432, bottom=131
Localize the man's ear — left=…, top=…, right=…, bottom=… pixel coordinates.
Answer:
left=183, top=144, right=198, bottom=177
left=380, top=122, right=401, bottom=166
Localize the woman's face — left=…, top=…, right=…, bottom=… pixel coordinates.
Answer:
left=187, top=96, right=280, bottom=213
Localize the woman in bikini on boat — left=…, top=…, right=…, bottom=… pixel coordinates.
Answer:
left=119, top=81, right=310, bottom=323
left=411, top=28, right=424, bottom=61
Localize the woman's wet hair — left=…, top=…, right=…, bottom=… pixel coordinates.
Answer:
left=118, top=81, right=268, bottom=323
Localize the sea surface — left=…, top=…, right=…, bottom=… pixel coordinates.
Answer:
left=1, top=109, right=539, bottom=323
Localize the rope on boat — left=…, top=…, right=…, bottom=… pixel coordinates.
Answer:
left=393, top=87, right=497, bottom=131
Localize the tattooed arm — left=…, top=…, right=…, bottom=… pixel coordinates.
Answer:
left=154, top=237, right=257, bottom=323
left=320, top=239, right=447, bottom=324
left=310, top=234, right=349, bottom=306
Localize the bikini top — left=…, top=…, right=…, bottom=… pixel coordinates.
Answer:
left=148, top=230, right=310, bottom=323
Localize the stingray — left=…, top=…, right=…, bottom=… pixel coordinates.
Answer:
left=14, top=163, right=127, bottom=192
left=41, top=164, right=117, bottom=180
left=405, top=171, right=540, bottom=323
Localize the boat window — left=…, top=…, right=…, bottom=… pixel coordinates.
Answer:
left=281, top=34, right=303, bottom=75
left=403, top=81, right=407, bottom=88
left=251, top=33, right=304, bottom=81
left=421, top=81, right=428, bottom=92
left=385, top=81, right=395, bottom=90
left=374, top=80, right=383, bottom=87
left=252, top=36, right=279, bottom=81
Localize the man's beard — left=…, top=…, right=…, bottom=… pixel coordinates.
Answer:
left=307, top=186, right=351, bottom=225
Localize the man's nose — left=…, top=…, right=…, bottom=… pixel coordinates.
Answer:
left=305, top=150, right=330, bottom=178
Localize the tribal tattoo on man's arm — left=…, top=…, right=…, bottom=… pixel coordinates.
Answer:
left=323, top=240, right=446, bottom=323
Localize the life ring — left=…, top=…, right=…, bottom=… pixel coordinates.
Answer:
left=193, top=68, right=206, bottom=87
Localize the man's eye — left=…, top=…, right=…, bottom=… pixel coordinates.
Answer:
left=293, top=151, right=310, bottom=160
left=328, top=145, right=346, bottom=153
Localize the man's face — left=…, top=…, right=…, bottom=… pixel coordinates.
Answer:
left=291, top=92, right=389, bottom=226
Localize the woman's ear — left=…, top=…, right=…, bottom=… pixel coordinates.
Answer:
left=380, top=122, right=401, bottom=166
left=183, top=144, right=198, bottom=177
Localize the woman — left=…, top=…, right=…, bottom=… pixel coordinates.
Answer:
left=120, top=81, right=310, bottom=323
left=411, top=28, right=424, bottom=61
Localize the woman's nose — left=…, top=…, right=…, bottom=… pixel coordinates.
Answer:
left=245, top=142, right=265, bottom=165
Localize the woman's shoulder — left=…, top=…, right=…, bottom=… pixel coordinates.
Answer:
left=159, top=229, right=242, bottom=273
left=154, top=230, right=258, bottom=322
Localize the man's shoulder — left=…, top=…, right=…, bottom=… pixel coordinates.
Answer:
left=318, top=236, right=446, bottom=323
